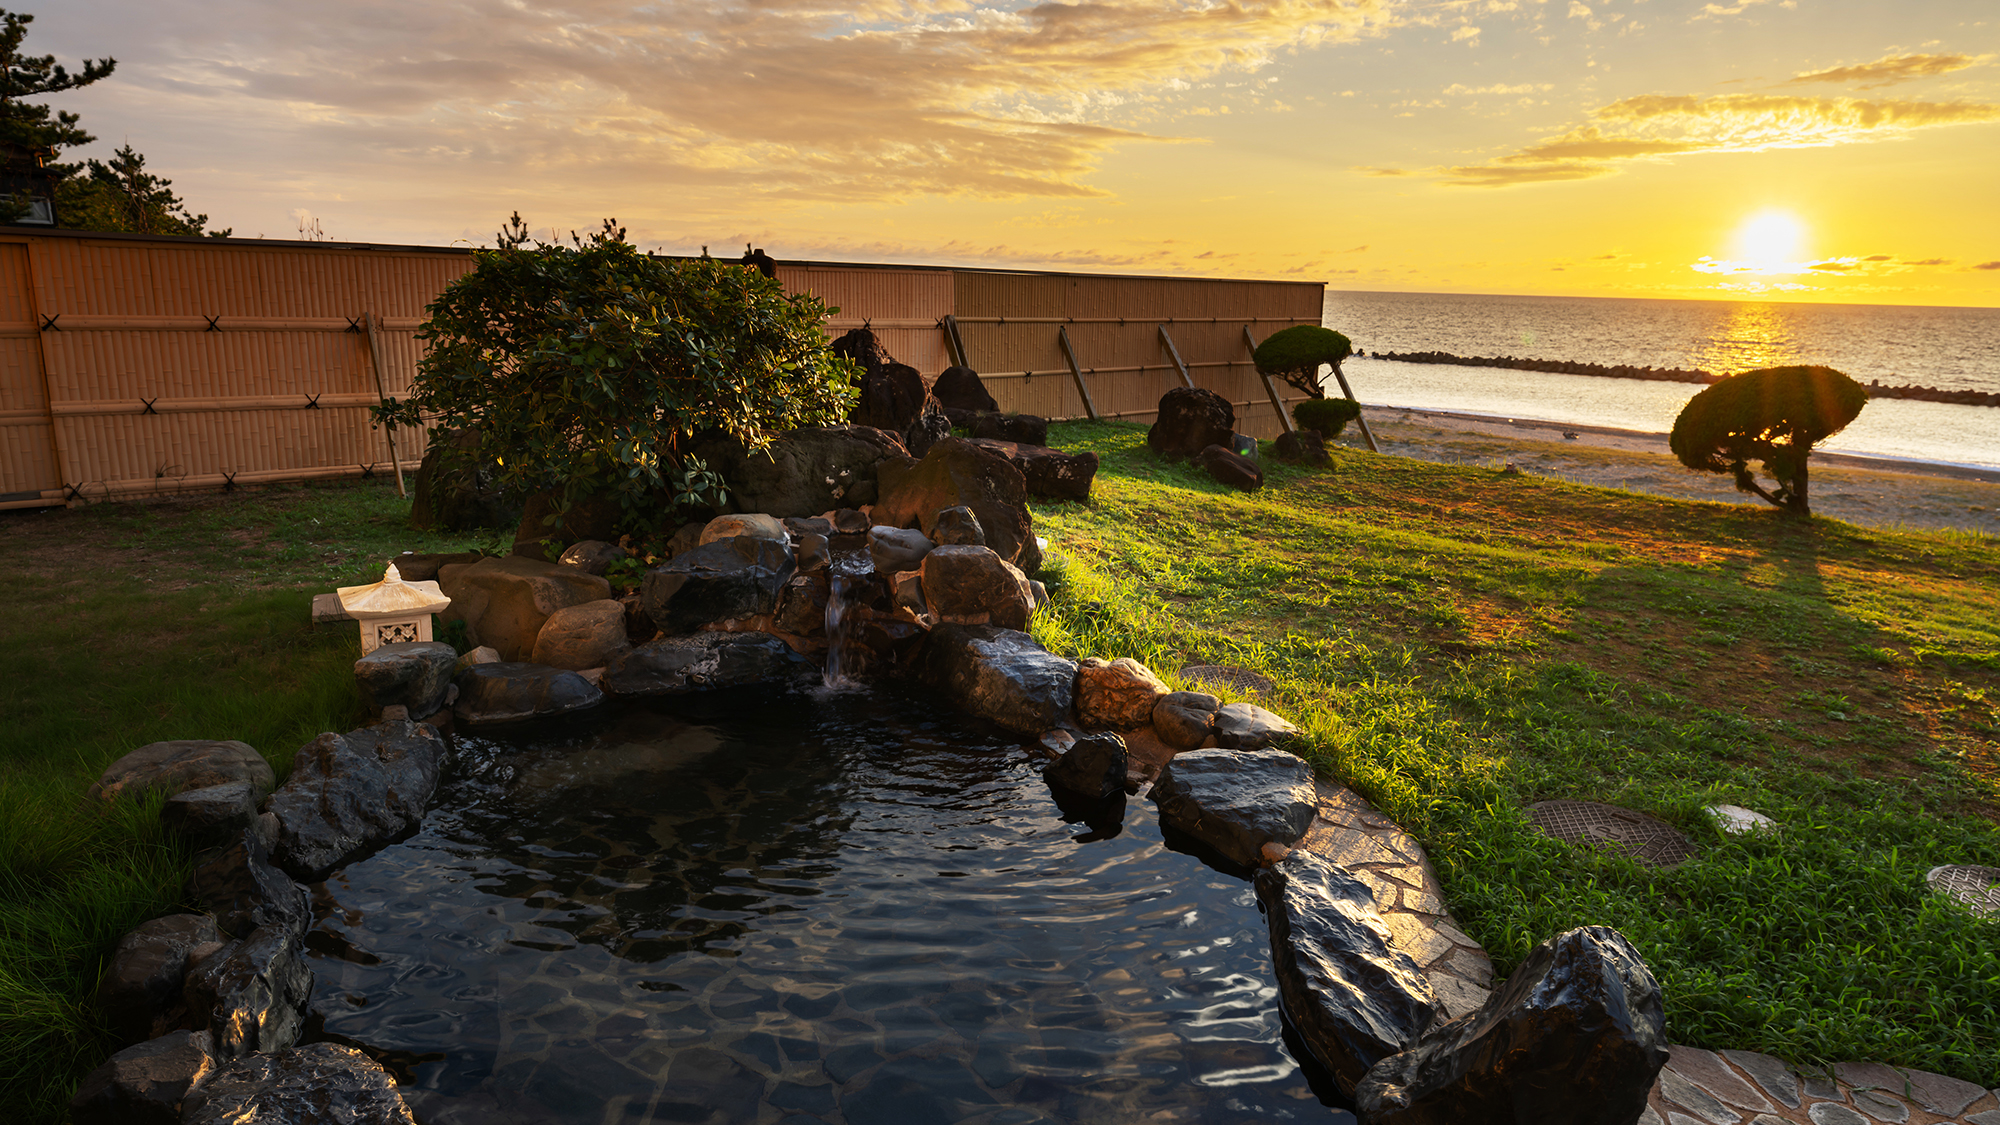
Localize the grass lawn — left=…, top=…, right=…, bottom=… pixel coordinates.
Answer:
left=2, top=426, right=1997, bottom=1121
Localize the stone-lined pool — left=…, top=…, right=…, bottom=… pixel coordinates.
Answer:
left=306, top=686, right=1352, bottom=1123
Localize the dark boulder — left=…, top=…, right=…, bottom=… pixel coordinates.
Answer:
left=968, top=411, right=1049, bottom=447
left=874, top=437, right=1041, bottom=574
left=692, top=426, right=909, bottom=517
left=868, top=525, right=936, bottom=575
left=834, top=328, right=938, bottom=448
left=603, top=632, right=818, bottom=696
left=90, top=740, right=275, bottom=806
left=188, top=829, right=311, bottom=940
left=265, top=721, right=447, bottom=882
left=932, top=364, right=999, bottom=413
left=920, top=545, right=1034, bottom=631
left=1273, top=429, right=1331, bottom=465
left=384, top=550, right=483, bottom=584
left=437, top=555, right=613, bottom=662
left=969, top=439, right=1099, bottom=504
left=1153, top=691, right=1221, bottom=751
left=453, top=663, right=604, bottom=725
left=1147, top=387, right=1236, bottom=459
left=931, top=505, right=986, bottom=546
left=161, top=782, right=262, bottom=848
left=1045, top=731, right=1129, bottom=799
left=182, top=1042, right=416, bottom=1125
left=642, top=535, right=796, bottom=634
left=68, top=1030, right=216, bottom=1125
left=1255, top=850, right=1443, bottom=1095
left=1151, top=748, right=1316, bottom=867
left=1197, top=443, right=1264, bottom=491
left=907, top=408, right=952, bottom=460
left=557, top=539, right=627, bottom=575
left=409, top=428, right=520, bottom=532
left=915, top=625, right=1077, bottom=735
left=1354, top=925, right=1671, bottom=1125
left=353, top=641, right=459, bottom=718
left=97, top=914, right=222, bottom=1046
left=182, top=924, right=313, bottom=1059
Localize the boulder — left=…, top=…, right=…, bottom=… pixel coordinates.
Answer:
left=531, top=599, right=631, bottom=671
left=642, top=536, right=796, bottom=634
left=1153, top=691, right=1221, bottom=750
left=907, top=409, right=952, bottom=459
left=188, top=829, right=311, bottom=940
left=1197, top=443, right=1264, bottom=491
left=453, top=663, right=604, bottom=725
left=916, top=625, right=1077, bottom=735
left=557, top=539, right=627, bottom=575
left=932, top=364, right=999, bottom=414
left=353, top=641, right=459, bottom=717
left=1208, top=701, right=1303, bottom=752
left=1151, top=749, right=1317, bottom=867
left=68, top=1030, right=216, bottom=1125
left=97, top=914, right=222, bottom=1046
left=834, top=328, right=936, bottom=441
left=182, top=1042, right=416, bottom=1125
left=90, top=740, right=275, bottom=806
left=182, top=924, right=313, bottom=1059
left=795, top=533, right=831, bottom=572
left=160, top=782, right=261, bottom=848
left=438, top=555, right=613, bottom=662
left=968, top=411, right=1050, bottom=447
left=920, top=545, right=1033, bottom=631
left=1255, top=850, right=1443, bottom=1095
left=700, top=512, right=788, bottom=546
left=384, top=550, right=482, bottom=584
left=931, top=506, right=986, bottom=546
left=693, top=426, right=908, bottom=517
left=510, top=489, right=622, bottom=558
left=408, top=428, right=520, bottom=533
left=1273, top=430, right=1331, bottom=465
left=833, top=507, right=871, bottom=534
left=873, top=437, right=1041, bottom=574
left=1147, top=387, right=1236, bottom=459
left=869, top=525, right=936, bottom=576
left=1354, top=926, right=1671, bottom=1125
left=665, top=520, right=707, bottom=560
left=785, top=515, right=835, bottom=539
left=1045, top=731, right=1129, bottom=799
left=456, top=645, right=501, bottom=671
left=603, top=632, right=819, bottom=696
left=265, top=721, right=447, bottom=882
left=968, top=439, right=1099, bottom=504
left=1075, top=657, right=1170, bottom=730
left=773, top=570, right=832, bottom=641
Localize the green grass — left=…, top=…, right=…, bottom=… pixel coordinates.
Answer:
left=1031, top=420, right=2000, bottom=1084
left=0, top=480, right=487, bottom=1121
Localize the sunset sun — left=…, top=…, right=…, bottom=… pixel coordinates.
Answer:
left=1734, top=210, right=1807, bottom=270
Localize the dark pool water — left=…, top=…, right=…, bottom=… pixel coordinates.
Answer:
left=306, top=686, right=1353, bottom=1124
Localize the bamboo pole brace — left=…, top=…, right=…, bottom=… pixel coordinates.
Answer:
left=1157, top=325, right=1195, bottom=390
left=1057, top=325, right=1100, bottom=421
left=364, top=312, right=406, bottom=497
left=1243, top=326, right=1297, bottom=435
left=1328, top=361, right=1379, bottom=453
left=942, top=315, right=970, bottom=369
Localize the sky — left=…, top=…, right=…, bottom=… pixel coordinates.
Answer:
left=32, top=0, right=2000, bottom=306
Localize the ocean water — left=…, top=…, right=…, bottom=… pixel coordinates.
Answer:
left=1321, top=291, right=2000, bottom=470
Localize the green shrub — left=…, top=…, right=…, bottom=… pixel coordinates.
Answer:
left=1293, top=396, right=1361, bottom=438
left=1254, top=325, right=1353, bottom=399
left=408, top=223, right=859, bottom=536
left=1669, top=365, right=1868, bottom=515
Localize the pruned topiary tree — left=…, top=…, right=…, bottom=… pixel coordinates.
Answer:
left=1254, top=325, right=1352, bottom=399
left=1668, top=364, right=1868, bottom=516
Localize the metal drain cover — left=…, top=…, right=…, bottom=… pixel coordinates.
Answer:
left=1926, top=864, right=2000, bottom=918
left=1528, top=800, right=1695, bottom=868
left=1180, top=664, right=1275, bottom=698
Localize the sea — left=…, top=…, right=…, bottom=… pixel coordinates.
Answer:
left=1321, top=291, right=2000, bottom=472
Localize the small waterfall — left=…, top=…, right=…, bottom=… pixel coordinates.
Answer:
left=821, top=551, right=874, bottom=689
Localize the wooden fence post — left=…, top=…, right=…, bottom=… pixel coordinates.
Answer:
left=1243, top=326, right=1297, bottom=435
left=363, top=313, right=407, bottom=497
left=1157, top=324, right=1194, bottom=389
left=1058, top=325, right=1100, bottom=421
left=1327, top=360, right=1380, bottom=453
left=942, top=315, right=969, bottom=369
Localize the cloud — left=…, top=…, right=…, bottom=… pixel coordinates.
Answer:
left=1977, top=262, right=2000, bottom=271
left=1437, top=93, right=2000, bottom=185
left=1353, top=165, right=1414, bottom=176
left=1451, top=25, right=1481, bottom=42
left=1443, top=82, right=1554, bottom=95
left=1784, top=53, right=1989, bottom=90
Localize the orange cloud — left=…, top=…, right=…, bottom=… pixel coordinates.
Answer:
left=1783, top=53, right=1989, bottom=90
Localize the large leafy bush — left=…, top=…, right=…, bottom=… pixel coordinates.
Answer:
left=1668, top=365, right=1867, bottom=515
left=408, top=227, right=858, bottom=534
left=1254, top=325, right=1352, bottom=399
left=1293, top=396, right=1361, bottom=438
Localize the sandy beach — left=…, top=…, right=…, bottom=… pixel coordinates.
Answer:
left=1335, top=408, right=2000, bottom=538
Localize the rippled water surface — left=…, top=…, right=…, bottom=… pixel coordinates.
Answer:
left=308, top=688, right=1349, bottom=1124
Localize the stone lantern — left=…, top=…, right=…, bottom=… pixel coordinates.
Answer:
left=337, top=563, right=451, bottom=654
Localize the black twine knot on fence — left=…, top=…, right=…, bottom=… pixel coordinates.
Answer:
left=139, top=397, right=159, bottom=415
left=203, top=315, right=221, bottom=332
left=304, top=393, right=321, bottom=410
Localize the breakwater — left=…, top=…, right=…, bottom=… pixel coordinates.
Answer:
left=1361, top=350, right=2000, bottom=408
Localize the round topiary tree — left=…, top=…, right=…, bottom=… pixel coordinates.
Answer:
left=406, top=221, right=859, bottom=536
left=1668, top=364, right=1868, bottom=516
left=1292, top=396, right=1361, bottom=438
left=1254, top=325, right=1352, bottom=399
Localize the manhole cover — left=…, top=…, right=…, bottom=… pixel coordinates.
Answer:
left=1179, top=664, right=1275, bottom=698
left=1926, top=865, right=2000, bottom=918
left=1528, top=801, right=1695, bottom=868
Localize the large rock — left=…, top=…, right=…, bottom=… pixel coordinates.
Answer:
left=188, top=829, right=310, bottom=940
left=700, top=512, right=788, bottom=546
left=182, top=924, right=313, bottom=1059
left=453, top=662, right=604, bottom=725
left=265, top=722, right=446, bottom=882
left=1255, top=850, right=1443, bottom=1095
left=869, top=525, right=936, bottom=576
left=97, top=914, right=222, bottom=1047
left=1075, top=657, right=1170, bottom=730
left=68, top=1030, right=216, bottom=1125
left=531, top=599, right=631, bottom=671
left=353, top=641, right=459, bottom=717
left=603, top=632, right=818, bottom=696
left=968, top=412, right=1049, bottom=447
left=874, top=437, right=1041, bottom=574
left=1151, top=748, right=1316, bottom=867
left=408, top=428, right=520, bottom=533
left=438, top=555, right=612, bottom=662
left=641, top=535, right=796, bottom=634
left=907, top=409, right=952, bottom=459
left=920, top=545, right=1034, bottom=630
left=161, top=782, right=262, bottom=848
left=1273, top=429, right=1331, bottom=465
left=557, top=539, right=627, bottom=575
left=969, top=439, right=1099, bottom=504
left=182, top=1042, right=416, bottom=1125
left=932, top=364, right=999, bottom=413
left=1197, top=443, right=1264, bottom=491
left=916, top=625, right=1077, bottom=735
left=90, top=740, right=275, bottom=806
left=1153, top=691, right=1221, bottom=750
left=1045, top=731, right=1129, bottom=799
left=1354, top=926, right=1671, bottom=1125
left=834, top=328, right=936, bottom=442
left=931, top=506, right=985, bottom=546
left=692, top=426, right=908, bottom=517
left=1208, top=701, right=1302, bottom=752
left=1147, top=387, right=1236, bottom=459
left=384, top=550, right=483, bottom=584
